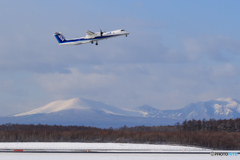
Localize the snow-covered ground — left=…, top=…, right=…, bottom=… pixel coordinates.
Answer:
left=0, top=153, right=239, bottom=160
left=0, top=142, right=208, bottom=152
left=0, top=143, right=238, bottom=160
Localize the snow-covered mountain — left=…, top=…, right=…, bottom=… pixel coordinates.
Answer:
left=13, top=98, right=144, bottom=117
left=137, top=98, right=240, bottom=120
left=1, top=97, right=240, bottom=128
left=1, top=98, right=172, bottom=128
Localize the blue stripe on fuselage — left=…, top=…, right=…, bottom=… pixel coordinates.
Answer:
left=59, top=34, right=118, bottom=44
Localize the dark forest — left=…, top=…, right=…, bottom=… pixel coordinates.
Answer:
left=0, top=118, right=240, bottom=150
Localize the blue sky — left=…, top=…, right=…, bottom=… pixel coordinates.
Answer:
left=1, top=0, right=240, bottom=116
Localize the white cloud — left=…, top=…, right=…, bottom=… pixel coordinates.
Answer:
left=182, top=35, right=240, bottom=62
left=33, top=62, right=240, bottom=111
left=35, top=68, right=115, bottom=94
left=211, top=63, right=236, bottom=77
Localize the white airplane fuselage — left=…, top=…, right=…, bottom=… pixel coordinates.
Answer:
left=53, top=29, right=129, bottom=45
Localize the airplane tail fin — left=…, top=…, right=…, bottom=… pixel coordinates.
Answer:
left=53, top=32, right=67, bottom=43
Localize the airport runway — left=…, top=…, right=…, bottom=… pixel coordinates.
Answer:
left=0, top=152, right=239, bottom=160
left=0, top=143, right=238, bottom=159
left=0, top=149, right=213, bottom=154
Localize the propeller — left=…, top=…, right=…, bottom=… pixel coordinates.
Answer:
left=100, top=29, right=103, bottom=36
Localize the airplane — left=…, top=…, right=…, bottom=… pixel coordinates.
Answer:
left=53, top=29, right=129, bottom=45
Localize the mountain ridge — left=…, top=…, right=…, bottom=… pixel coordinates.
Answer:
left=1, top=97, right=240, bottom=128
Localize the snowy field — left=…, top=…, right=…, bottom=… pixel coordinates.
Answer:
left=0, top=142, right=208, bottom=152
left=0, top=143, right=239, bottom=160
left=0, top=153, right=239, bottom=160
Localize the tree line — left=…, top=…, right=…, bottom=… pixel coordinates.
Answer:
left=0, top=118, right=239, bottom=150
left=179, top=118, right=240, bottom=132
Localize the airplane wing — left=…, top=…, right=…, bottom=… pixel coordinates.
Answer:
left=86, top=30, right=95, bottom=36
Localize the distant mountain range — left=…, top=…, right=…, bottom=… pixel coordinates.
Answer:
left=1, top=97, right=240, bottom=128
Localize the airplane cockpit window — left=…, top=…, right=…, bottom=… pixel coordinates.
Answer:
left=121, top=29, right=125, bottom=31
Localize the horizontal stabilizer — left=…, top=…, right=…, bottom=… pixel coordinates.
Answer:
left=86, top=30, right=95, bottom=36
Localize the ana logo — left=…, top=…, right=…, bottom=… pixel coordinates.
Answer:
left=58, top=35, right=64, bottom=41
